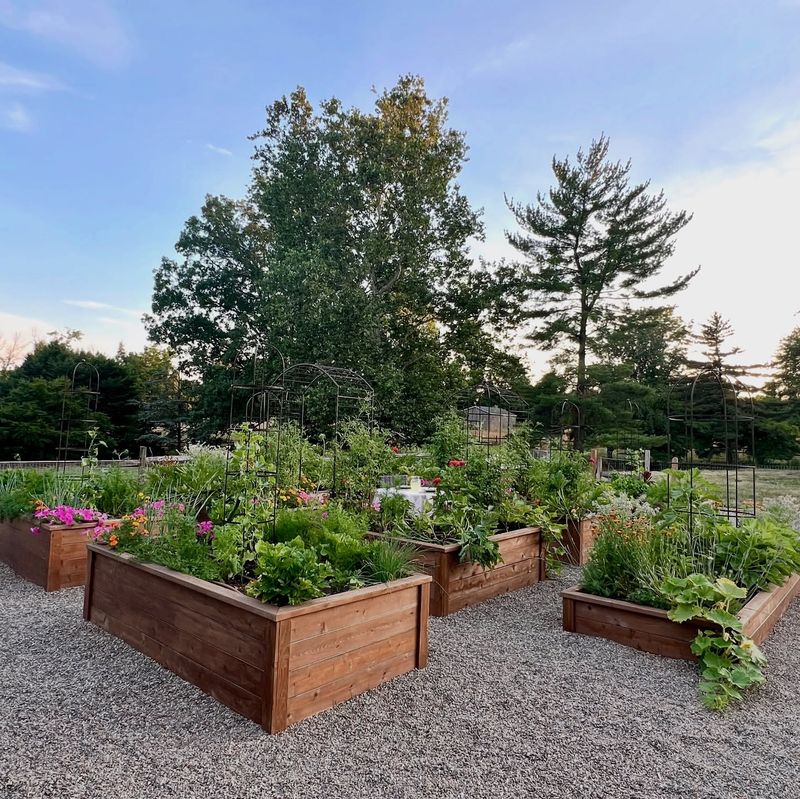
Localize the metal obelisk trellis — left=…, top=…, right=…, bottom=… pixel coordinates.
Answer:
left=56, top=360, right=101, bottom=476
left=222, top=344, right=286, bottom=536
left=666, top=368, right=757, bottom=529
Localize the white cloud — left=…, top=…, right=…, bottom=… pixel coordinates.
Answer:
left=206, top=143, right=233, bottom=157
left=0, top=60, right=62, bottom=91
left=1, top=102, right=32, bottom=131
left=0, top=309, right=148, bottom=356
left=659, top=115, right=800, bottom=369
left=0, top=0, right=132, bottom=68
left=63, top=299, right=143, bottom=317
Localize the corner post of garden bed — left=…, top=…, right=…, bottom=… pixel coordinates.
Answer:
left=262, top=618, right=291, bottom=734
left=416, top=581, right=430, bottom=668
left=82, top=544, right=96, bottom=621
left=561, top=589, right=576, bottom=633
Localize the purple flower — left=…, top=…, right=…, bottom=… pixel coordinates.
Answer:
left=196, top=520, right=214, bottom=538
left=30, top=526, right=40, bottom=535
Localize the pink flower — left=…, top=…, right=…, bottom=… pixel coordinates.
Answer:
left=196, top=520, right=214, bottom=537
left=30, top=526, right=40, bottom=535
left=298, top=490, right=310, bottom=504
left=371, top=499, right=381, bottom=512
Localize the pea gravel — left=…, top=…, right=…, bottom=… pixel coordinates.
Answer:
left=1, top=563, right=799, bottom=799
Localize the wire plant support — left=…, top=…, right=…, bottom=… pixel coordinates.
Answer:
left=666, top=367, right=757, bottom=529
left=222, top=344, right=287, bottom=538
left=275, top=363, right=375, bottom=497
left=459, top=381, right=528, bottom=460
left=549, top=399, right=583, bottom=454
left=55, top=360, right=101, bottom=476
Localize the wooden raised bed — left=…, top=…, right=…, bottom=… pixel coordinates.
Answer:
left=83, top=543, right=431, bottom=733
left=562, top=573, right=800, bottom=660
left=369, top=526, right=544, bottom=617
left=558, top=517, right=597, bottom=566
left=0, top=517, right=98, bottom=591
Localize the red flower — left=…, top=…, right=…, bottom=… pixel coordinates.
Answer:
left=391, top=446, right=400, bottom=454
left=447, top=459, right=466, bottom=468
left=432, top=476, right=442, bottom=486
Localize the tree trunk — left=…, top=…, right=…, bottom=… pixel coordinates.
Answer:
left=575, top=314, right=588, bottom=451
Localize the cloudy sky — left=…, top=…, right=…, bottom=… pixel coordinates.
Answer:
left=1, top=0, right=799, bottom=374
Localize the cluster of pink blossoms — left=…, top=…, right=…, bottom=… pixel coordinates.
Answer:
left=133, top=499, right=186, bottom=519
left=31, top=503, right=105, bottom=535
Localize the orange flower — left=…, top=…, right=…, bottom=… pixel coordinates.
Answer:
left=108, top=534, right=119, bottom=548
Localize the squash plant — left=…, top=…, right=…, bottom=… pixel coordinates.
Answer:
left=661, top=574, right=766, bottom=711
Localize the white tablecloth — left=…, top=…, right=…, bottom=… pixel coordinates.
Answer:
left=374, top=486, right=436, bottom=514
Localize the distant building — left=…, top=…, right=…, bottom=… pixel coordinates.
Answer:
left=464, top=405, right=517, bottom=442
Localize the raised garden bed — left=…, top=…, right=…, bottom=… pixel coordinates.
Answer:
left=558, top=517, right=597, bottom=566
left=562, top=573, right=800, bottom=660
left=0, top=517, right=98, bottom=591
left=369, top=526, right=544, bottom=617
left=83, top=543, right=432, bottom=733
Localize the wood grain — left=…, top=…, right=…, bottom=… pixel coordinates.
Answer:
left=84, top=543, right=431, bottom=733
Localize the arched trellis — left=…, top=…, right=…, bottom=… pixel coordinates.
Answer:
left=666, top=368, right=757, bottom=528
left=222, top=344, right=287, bottom=532
left=458, top=382, right=528, bottom=460
left=604, top=399, right=645, bottom=473
left=549, top=399, right=584, bottom=453
left=56, top=360, right=101, bottom=475
left=275, top=363, right=375, bottom=495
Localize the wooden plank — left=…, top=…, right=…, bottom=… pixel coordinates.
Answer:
left=261, top=622, right=277, bottom=732
left=269, top=620, right=291, bottom=733
left=289, top=605, right=418, bottom=670
left=448, top=569, right=540, bottom=614
left=90, top=606, right=263, bottom=723
left=416, top=581, right=429, bottom=668
left=88, top=544, right=282, bottom=621
left=562, top=593, right=575, bottom=632
left=286, top=650, right=416, bottom=726
left=573, top=614, right=694, bottom=660
left=449, top=557, right=537, bottom=596
left=84, top=545, right=95, bottom=619
left=274, top=574, right=431, bottom=620
left=447, top=536, right=537, bottom=583
left=741, top=574, right=800, bottom=644
left=91, top=552, right=267, bottom=642
left=289, top=587, right=419, bottom=642
left=92, top=585, right=264, bottom=695
left=288, top=628, right=417, bottom=697
left=573, top=599, right=699, bottom=644
left=91, top=561, right=267, bottom=665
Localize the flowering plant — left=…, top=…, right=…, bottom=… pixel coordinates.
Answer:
left=31, top=501, right=105, bottom=534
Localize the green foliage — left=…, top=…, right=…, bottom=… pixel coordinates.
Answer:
left=146, top=76, right=524, bottom=443
left=371, top=493, right=414, bottom=534
left=113, top=507, right=222, bottom=582
left=246, top=538, right=333, bottom=606
left=333, top=422, right=395, bottom=509
left=363, top=539, right=418, bottom=583
left=428, top=410, right=468, bottom=466
left=501, top=134, right=696, bottom=437
left=85, top=467, right=141, bottom=516
left=661, top=574, right=766, bottom=710
left=609, top=472, right=649, bottom=499
left=714, top=517, right=800, bottom=593
left=526, top=450, right=605, bottom=520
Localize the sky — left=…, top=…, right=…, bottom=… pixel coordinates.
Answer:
left=1, top=0, right=799, bottom=376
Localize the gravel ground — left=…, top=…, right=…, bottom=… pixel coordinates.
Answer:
left=1, top=563, right=799, bottom=799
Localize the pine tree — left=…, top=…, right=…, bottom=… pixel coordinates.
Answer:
left=502, top=135, right=697, bottom=445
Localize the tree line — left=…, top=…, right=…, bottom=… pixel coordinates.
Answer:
left=1, top=75, right=798, bottom=463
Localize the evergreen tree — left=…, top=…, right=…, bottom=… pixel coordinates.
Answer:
left=502, top=135, right=697, bottom=445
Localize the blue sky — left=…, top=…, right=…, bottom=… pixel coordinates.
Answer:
left=2, top=0, right=800, bottom=372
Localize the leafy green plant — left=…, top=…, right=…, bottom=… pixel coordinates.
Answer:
left=427, top=410, right=468, bottom=467
left=526, top=451, right=605, bottom=521
left=85, top=467, right=141, bottom=516
left=661, top=574, right=766, bottom=710
left=246, top=538, right=332, bottom=606
left=609, top=472, right=649, bottom=499
left=364, top=539, right=418, bottom=583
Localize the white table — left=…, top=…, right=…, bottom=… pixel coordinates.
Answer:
left=374, top=486, right=436, bottom=514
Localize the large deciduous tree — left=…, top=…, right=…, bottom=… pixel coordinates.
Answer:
left=147, top=76, right=520, bottom=440
left=502, top=135, right=697, bottom=445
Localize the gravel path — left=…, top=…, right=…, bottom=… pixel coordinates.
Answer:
left=1, top=562, right=799, bottom=799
